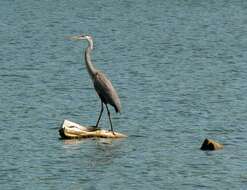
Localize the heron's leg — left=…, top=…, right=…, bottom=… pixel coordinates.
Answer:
left=105, top=104, right=115, bottom=135
left=95, top=101, right=104, bottom=128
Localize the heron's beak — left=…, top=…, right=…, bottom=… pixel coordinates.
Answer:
left=66, top=35, right=80, bottom=41
left=66, top=35, right=86, bottom=41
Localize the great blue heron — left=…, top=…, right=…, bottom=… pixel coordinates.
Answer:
left=70, top=34, right=121, bottom=134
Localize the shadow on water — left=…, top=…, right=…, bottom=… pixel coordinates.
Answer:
left=60, top=137, right=125, bottom=146
left=60, top=138, right=127, bottom=166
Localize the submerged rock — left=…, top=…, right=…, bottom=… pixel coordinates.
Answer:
left=200, top=138, right=223, bottom=151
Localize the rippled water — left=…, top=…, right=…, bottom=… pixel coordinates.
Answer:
left=1, top=0, right=247, bottom=189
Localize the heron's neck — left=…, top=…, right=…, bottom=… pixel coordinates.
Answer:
left=84, top=45, right=96, bottom=78
left=87, top=38, right=93, bottom=50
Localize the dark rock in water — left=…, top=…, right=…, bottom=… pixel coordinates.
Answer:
left=200, top=138, right=223, bottom=151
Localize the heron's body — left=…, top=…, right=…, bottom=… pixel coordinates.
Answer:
left=93, top=71, right=121, bottom=113
left=71, top=34, right=121, bottom=134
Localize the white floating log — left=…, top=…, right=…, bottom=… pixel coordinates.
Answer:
left=59, top=120, right=127, bottom=139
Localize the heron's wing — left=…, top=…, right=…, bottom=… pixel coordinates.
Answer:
left=93, top=72, right=121, bottom=112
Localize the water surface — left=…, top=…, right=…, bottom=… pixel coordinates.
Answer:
left=0, top=0, right=247, bottom=189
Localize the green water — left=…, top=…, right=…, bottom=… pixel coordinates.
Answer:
left=0, top=0, right=247, bottom=189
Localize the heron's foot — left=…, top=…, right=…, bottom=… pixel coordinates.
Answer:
left=111, top=130, right=116, bottom=136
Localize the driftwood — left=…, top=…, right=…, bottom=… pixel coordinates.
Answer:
left=59, top=120, right=127, bottom=139
left=200, top=138, right=223, bottom=151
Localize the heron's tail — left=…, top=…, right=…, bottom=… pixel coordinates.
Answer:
left=114, top=105, right=121, bottom=113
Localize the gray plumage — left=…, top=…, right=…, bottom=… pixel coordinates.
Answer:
left=93, top=71, right=121, bottom=113
left=71, top=34, right=121, bottom=133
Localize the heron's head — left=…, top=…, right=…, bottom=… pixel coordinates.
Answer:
left=69, top=34, right=92, bottom=41
left=69, top=34, right=94, bottom=49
